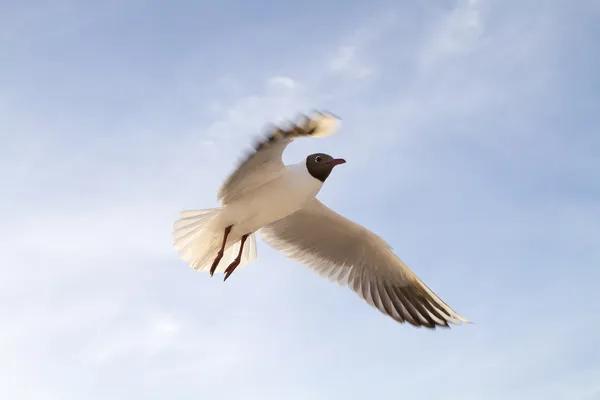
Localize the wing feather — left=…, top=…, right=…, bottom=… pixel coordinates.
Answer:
left=259, top=198, right=468, bottom=328
left=217, top=111, right=340, bottom=204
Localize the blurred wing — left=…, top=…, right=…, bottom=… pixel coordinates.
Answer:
left=259, top=198, right=468, bottom=328
left=217, top=111, right=340, bottom=204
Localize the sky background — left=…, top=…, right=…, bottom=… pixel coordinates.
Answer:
left=2, top=0, right=600, bottom=399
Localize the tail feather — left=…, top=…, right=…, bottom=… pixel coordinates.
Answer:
left=178, top=209, right=217, bottom=218
left=173, top=208, right=257, bottom=274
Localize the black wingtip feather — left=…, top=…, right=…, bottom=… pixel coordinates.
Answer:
left=247, top=111, right=332, bottom=154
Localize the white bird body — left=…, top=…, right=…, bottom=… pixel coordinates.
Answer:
left=173, top=128, right=329, bottom=276
left=218, top=163, right=323, bottom=247
left=173, top=111, right=468, bottom=329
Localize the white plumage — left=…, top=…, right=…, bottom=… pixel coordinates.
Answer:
left=173, top=163, right=323, bottom=273
left=173, top=112, right=339, bottom=274
left=173, top=111, right=468, bottom=329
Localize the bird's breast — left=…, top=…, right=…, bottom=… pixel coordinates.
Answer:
left=223, top=167, right=323, bottom=235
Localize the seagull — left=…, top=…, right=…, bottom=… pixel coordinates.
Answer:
left=173, top=111, right=468, bottom=328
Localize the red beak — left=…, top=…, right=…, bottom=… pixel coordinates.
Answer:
left=327, top=158, right=346, bottom=166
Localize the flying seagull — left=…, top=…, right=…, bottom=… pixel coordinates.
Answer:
left=173, top=111, right=468, bottom=328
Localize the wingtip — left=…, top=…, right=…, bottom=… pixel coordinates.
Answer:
left=451, top=315, right=472, bottom=326
left=309, top=110, right=342, bottom=138
left=321, top=110, right=342, bottom=122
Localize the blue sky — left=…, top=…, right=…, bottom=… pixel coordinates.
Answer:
left=2, top=0, right=599, bottom=399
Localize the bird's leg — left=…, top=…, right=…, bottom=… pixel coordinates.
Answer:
left=223, top=233, right=249, bottom=282
left=210, top=225, right=233, bottom=276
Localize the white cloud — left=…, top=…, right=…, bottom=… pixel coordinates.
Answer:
left=417, top=0, right=485, bottom=71
left=267, top=76, right=297, bottom=90
left=329, top=45, right=372, bottom=79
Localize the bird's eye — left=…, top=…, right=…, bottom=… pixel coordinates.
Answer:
left=315, top=156, right=322, bottom=163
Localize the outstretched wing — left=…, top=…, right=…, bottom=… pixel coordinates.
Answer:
left=259, top=198, right=468, bottom=329
left=217, top=111, right=340, bottom=204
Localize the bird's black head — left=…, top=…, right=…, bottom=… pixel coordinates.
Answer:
left=305, top=153, right=346, bottom=182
